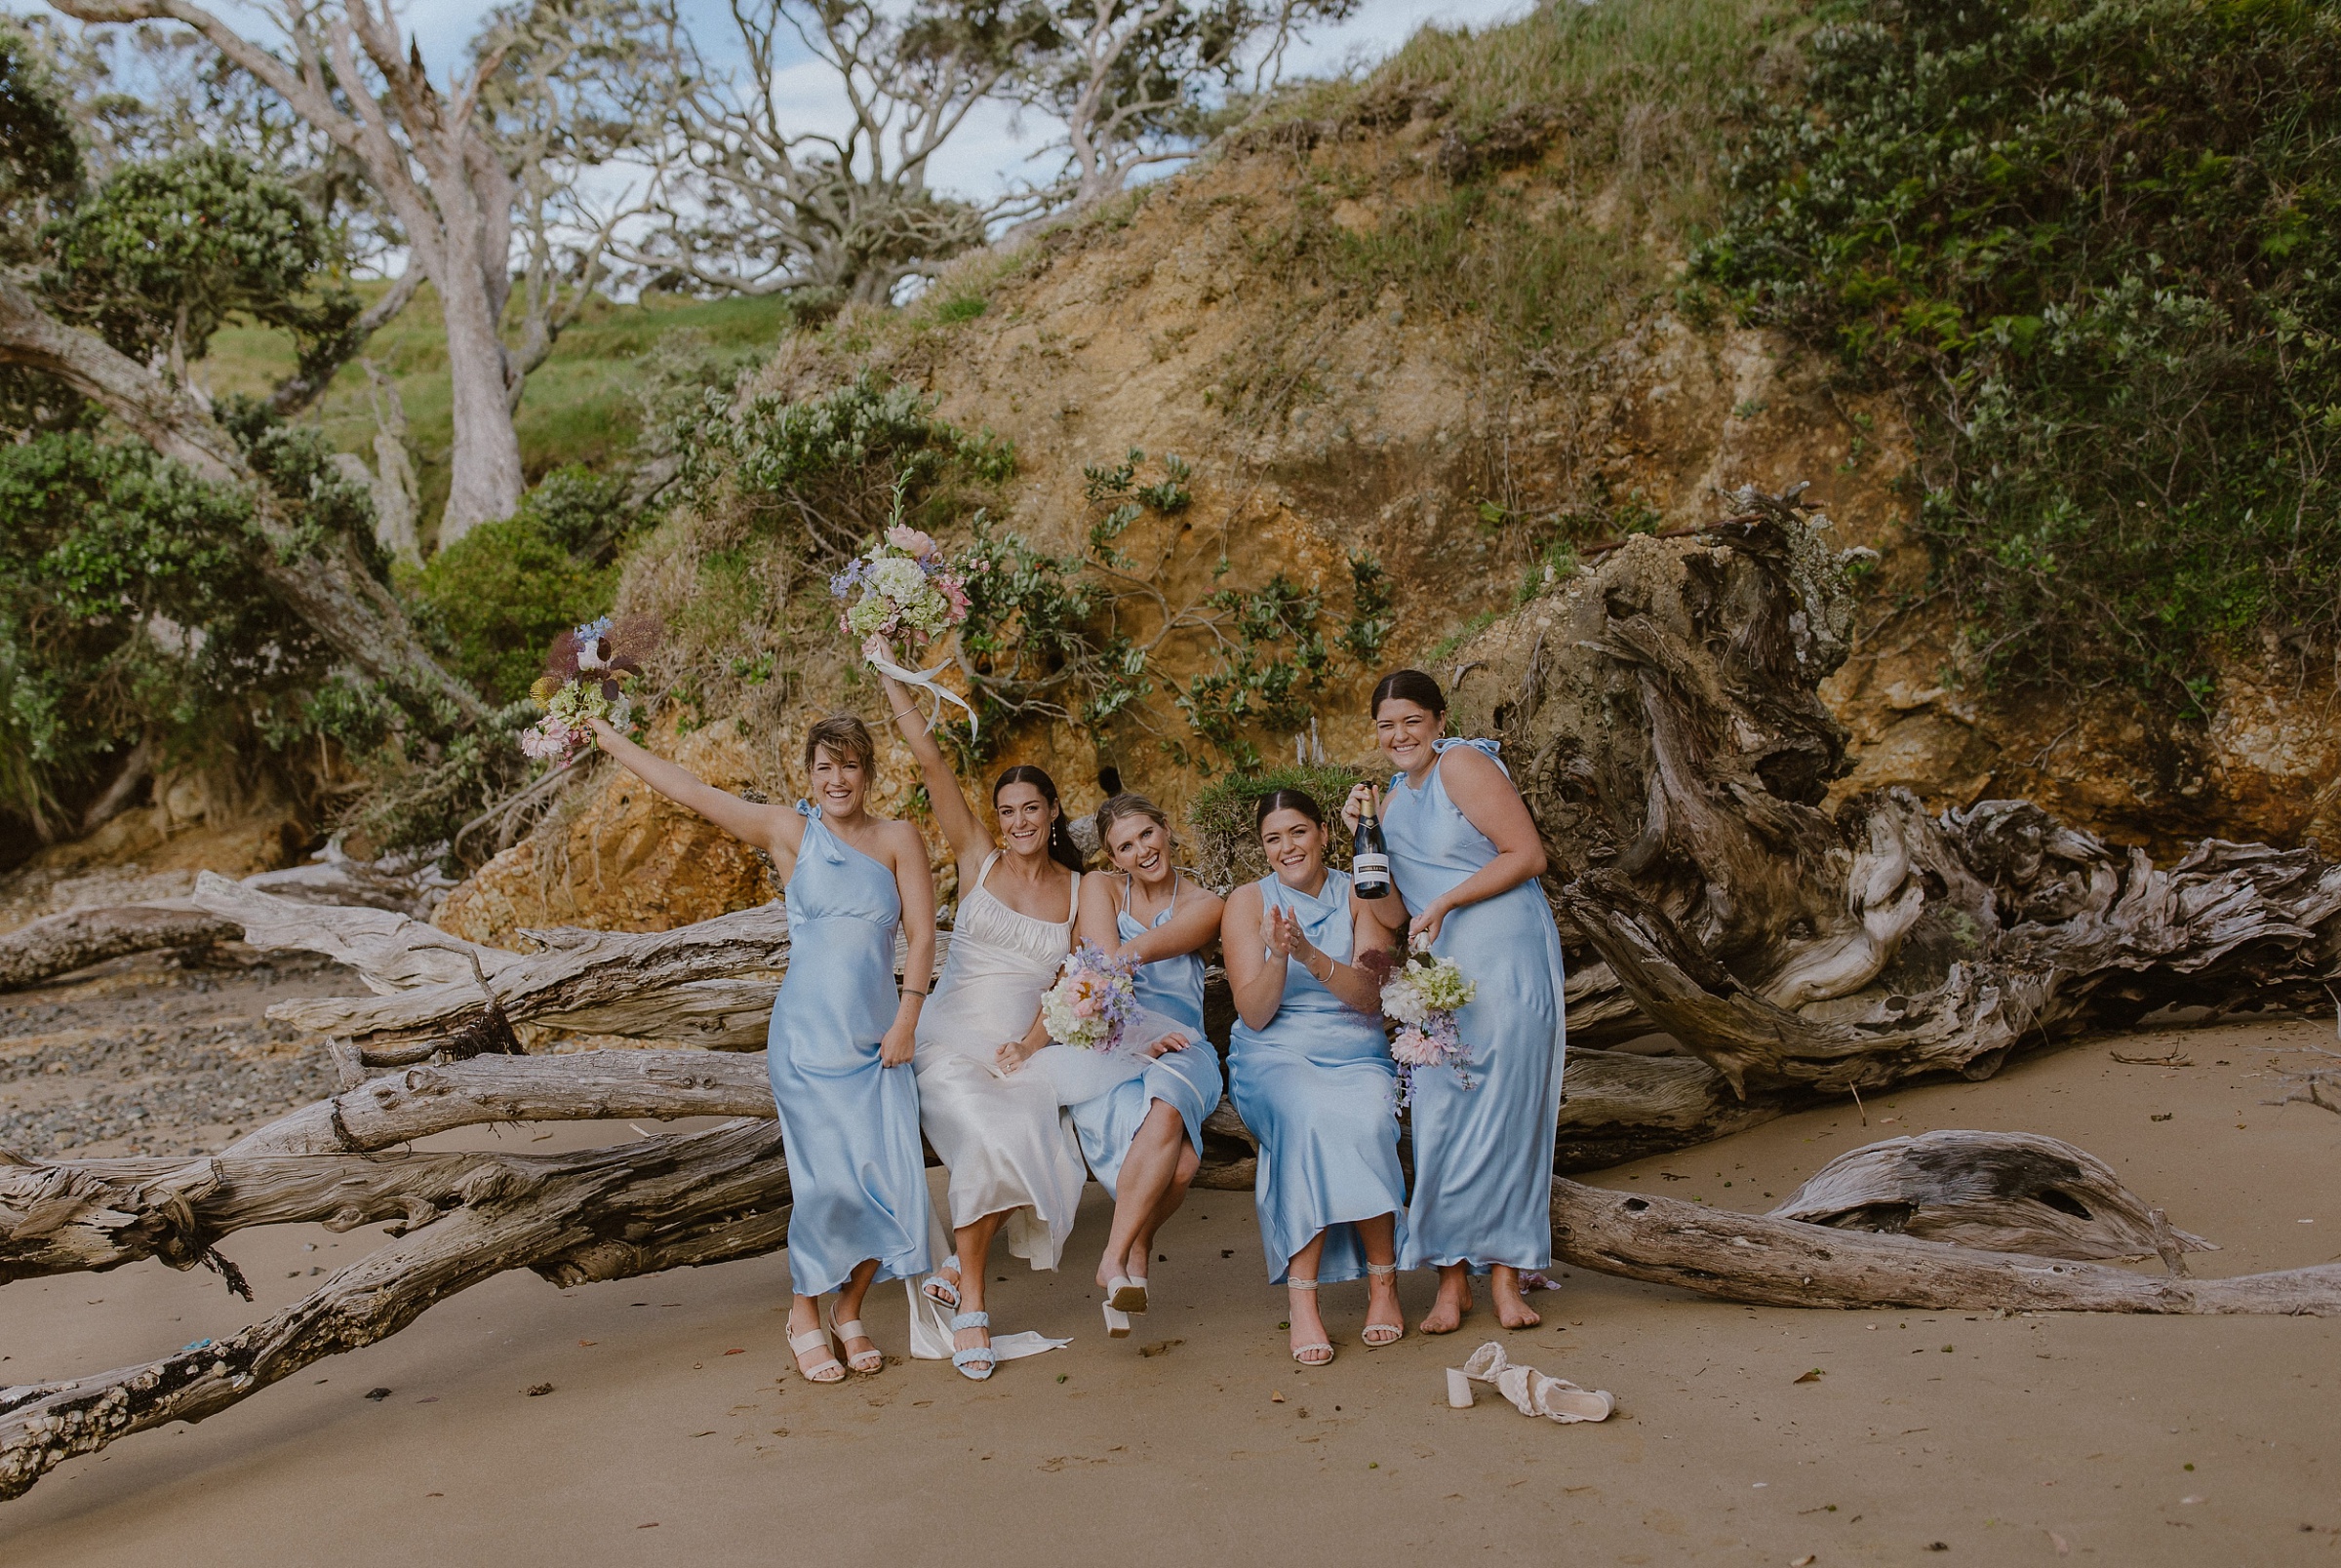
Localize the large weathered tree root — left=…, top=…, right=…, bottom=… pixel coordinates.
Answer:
left=0, top=1121, right=794, bottom=1503
left=1449, top=487, right=2341, bottom=1101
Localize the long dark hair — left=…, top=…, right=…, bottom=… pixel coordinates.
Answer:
left=1370, top=668, right=1448, bottom=718
left=1252, top=787, right=1326, bottom=834
left=994, top=764, right=1085, bottom=874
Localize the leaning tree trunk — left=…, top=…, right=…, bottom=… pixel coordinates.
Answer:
left=1446, top=485, right=2341, bottom=1100
left=0, top=278, right=485, bottom=723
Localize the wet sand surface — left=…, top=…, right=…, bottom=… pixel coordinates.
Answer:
left=3, top=1011, right=2336, bottom=1566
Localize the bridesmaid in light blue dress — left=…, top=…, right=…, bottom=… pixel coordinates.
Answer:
left=1347, top=669, right=1566, bottom=1336
left=1225, top=789, right=1409, bottom=1365
left=588, top=712, right=935, bottom=1384
left=1065, top=794, right=1226, bottom=1337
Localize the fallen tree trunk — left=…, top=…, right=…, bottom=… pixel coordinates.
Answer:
left=0, top=1121, right=793, bottom=1503
left=1768, top=1128, right=2216, bottom=1266
left=221, top=1050, right=774, bottom=1156
left=1547, top=1179, right=2338, bottom=1314
left=0, top=856, right=457, bottom=996
left=0, top=906, right=240, bottom=991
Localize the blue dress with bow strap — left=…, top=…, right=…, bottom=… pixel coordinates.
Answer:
left=1382, top=738, right=1567, bottom=1273
left=1068, top=877, right=1224, bottom=1196
left=1227, top=868, right=1406, bottom=1284
left=767, top=803, right=932, bottom=1296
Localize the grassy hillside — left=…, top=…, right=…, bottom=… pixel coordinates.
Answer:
left=202, top=288, right=800, bottom=535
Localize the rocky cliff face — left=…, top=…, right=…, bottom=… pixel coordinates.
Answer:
left=439, top=97, right=2341, bottom=938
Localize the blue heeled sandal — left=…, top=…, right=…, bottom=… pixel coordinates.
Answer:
left=950, top=1311, right=995, bottom=1380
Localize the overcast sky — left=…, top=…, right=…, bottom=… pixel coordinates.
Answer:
left=137, top=0, right=1531, bottom=200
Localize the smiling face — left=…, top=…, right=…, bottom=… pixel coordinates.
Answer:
left=1258, top=807, right=1327, bottom=887
left=1106, top=812, right=1172, bottom=887
left=1373, top=696, right=1445, bottom=775
left=809, top=744, right=868, bottom=817
left=994, top=780, right=1057, bottom=860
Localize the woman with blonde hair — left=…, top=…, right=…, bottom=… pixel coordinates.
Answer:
left=588, top=711, right=933, bottom=1383
left=1056, top=792, right=1224, bottom=1336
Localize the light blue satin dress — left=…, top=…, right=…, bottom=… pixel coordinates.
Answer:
left=767, top=803, right=932, bottom=1296
left=1384, top=739, right=1567, bottom=1273
left=1068, top=877, right=1225, bottom=1196
left=1227, top=868, right=1406, bottom=1284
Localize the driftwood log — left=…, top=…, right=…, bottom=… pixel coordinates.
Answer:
left=0, top=852, right=456, bottom=995
left=1767, top=1129, right=2216, bottom=1267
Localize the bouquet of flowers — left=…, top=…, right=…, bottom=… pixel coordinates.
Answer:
left=521, top=614, right=656, bottom=764
left=1040, top=942, right=1144, bottom=1053
left=1380, top=936, right=1479, bottom=1107
left=829, top=516, right=982, bottom=734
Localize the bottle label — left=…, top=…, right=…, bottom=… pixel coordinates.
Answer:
left=1353, top=852, right=1390, bottom=880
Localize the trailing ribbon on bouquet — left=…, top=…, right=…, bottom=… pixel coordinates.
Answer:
left=862, top=638, right=979, bottom=740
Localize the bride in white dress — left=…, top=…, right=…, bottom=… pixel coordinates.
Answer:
left=882, top=674, right=1088, bottom=1379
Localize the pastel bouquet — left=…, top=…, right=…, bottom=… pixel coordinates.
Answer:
left=1040, top=941, right=1144, bottom=1053
left=521, top=614, right=657, bottom=764
left=830, top=517, right=982, bottom=734
left=1380, top=936, right=1479, bottom=1107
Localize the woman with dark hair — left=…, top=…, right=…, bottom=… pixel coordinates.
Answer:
left=881, top=672, right=1087, bottom=1379
left=1346, top=668, right=1567, bottom=1335
left=1225, top=788, right=1409, bottom=1364
left=1056, top=793, right=1225, bottom=1336
left=587, top=711, right=933, bottom=1384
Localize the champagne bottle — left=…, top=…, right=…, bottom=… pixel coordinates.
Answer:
left=1353, top=786, right=1392, bottom=898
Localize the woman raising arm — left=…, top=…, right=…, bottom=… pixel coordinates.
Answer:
left=879, top=673, right=1089, bottom=1380
left=586, top=713, right=933, bottom=1383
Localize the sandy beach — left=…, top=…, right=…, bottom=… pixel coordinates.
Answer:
left=4, top=960, right=2334, bottom=1567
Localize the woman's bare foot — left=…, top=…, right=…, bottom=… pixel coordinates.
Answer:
left=1419, top=1264, right=1472, bottom=1335
left=1490, top=1265, right=1542, bottom=1329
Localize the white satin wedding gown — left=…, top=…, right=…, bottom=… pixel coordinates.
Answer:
left=913, top=852, right=1089, bottom=1270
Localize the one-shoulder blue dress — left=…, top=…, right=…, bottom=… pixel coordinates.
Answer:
left=1068, top=876, right=1224, bottom=1196
left=1227, top=868, right=1406, bottom=1284
left=1383, top=739, right=1567, bottom=1274
left=768, top=803, right=932, bottom=1296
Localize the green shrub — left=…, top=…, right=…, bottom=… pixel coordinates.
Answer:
left=417, top=514, right=615, bottom=705
left=675, top=370, right=1013, bottom=562
left=1696, top=0, right=2341, bottom=706
left=1187, top=763, right=1369, bottom=888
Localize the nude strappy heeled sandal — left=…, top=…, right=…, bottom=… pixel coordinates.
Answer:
left=1454, top=1341, right=1614, bottom=1423
left=1287, top=1277, right=1333, bottom=1365
left=828, top=1302, right=883, bottom=1375
left=788, top=1323, right=846, bottom=1384
left=1362, top=1262, right=1405, bottom=1347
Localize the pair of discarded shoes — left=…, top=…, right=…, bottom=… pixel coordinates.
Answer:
left=1446, top=1342, right=1615, bottom=1424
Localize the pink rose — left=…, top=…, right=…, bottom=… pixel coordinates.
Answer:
left=887, top=525, right=936, bottom=559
